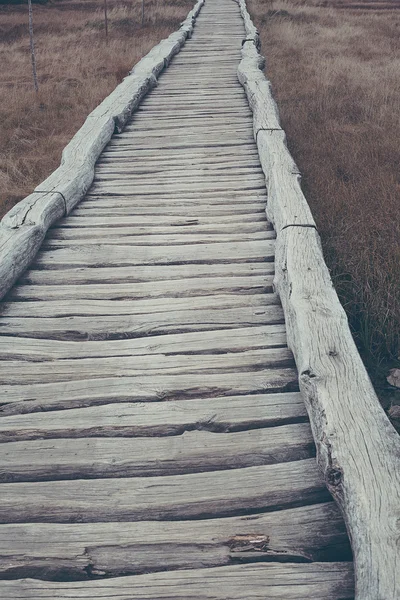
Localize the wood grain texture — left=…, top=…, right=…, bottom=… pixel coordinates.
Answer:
left=17, top=261, right=273, bottom=284
left=0, top=297, right=283, bottom=340
left=0, top=393, right=307, bottom=441
left=0, top=424, right=315, bottom=481
left=69, top=200, right=266, bottom=215
left=50, top=213, right=268, bottom=228
left=31, top=240, right=274, bottom=269
left=236, top=0, right=400, bottom=595
left=0, top=370, right=299, bottom=415
left=0, top=503, right=351, bottom=579
left=0, top=348, right=294, bottom=384
left=0, top=459, right=329, bottom=523
left=0, top=324, right=287, bottom=361
left=0, top=563, right=354, bottom=599
left=7, top=275, right=275, bottom=301
left=42, top=232, right=274, bottom=248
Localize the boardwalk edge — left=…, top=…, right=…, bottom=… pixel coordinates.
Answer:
left=236, top=0, right=400, bottom=597
left=0, top=0, right=205, bottom=301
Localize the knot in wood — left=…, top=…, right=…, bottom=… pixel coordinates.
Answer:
left=327, top=467, right=343, bottom=488
left=300, top=369, right=317, bottom=380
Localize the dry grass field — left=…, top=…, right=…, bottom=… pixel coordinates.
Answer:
left=248, top=0, right=400, bottom=408
left=0, top=0, right=193, bottom=217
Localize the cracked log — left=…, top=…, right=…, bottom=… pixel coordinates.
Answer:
left=0, top=563, right=354, bottom=599
left=0, top=371, right=299, bottom=415
left=0, top=392, right=307, bottom=441
left=0, top=424, right=315, bottom=481
left=0, top=348, right=295, bottom=385
left=0, top=503, right=351, bottom=580
left=0, top=459, right=329, bottom=523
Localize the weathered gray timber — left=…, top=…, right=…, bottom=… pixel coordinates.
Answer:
left=0, top=0, right=371, bottom=598
left=0, top=393, right=307, bottom=441
left=237, top=0, right=400, bottom=596
left=0, top=325, right=287, bottom=360
left=0, top=424, right=315, bottom=481
left=0, top=564, right=354, bottom=600
left=0, top=459, right=330, bottom=523
left=0, top=503, right=351, bottom=579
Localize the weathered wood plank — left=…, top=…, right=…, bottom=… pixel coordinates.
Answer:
left=0, top=291, right=279, bottom=316
left=44, top=224, right=271, bottom=242
left=8, top=275, right=275, bottom=301
left=0, top=392, right=307, bottom=441
left=108, top=136, right=256, bottom=148
left=0, top=424, right=314, bottom=481
left=96, top=157, right=260, bottom=170
left=19, top=261, right=272, bottom=284
left=31, top=240, right=275, bottom=268
left=83, top=192, right=266, bottom=203
left=0, top=325, right=287, bottom=361
left=70, top=201, right=266, bottom=215
left=0, top=458, right=329, bottom=523
left=122, top=122, right=251, bottom=134
left=49, top=211, right=267, bottom=226
left=99, top=158, right=258, bottom=170
left=42, top=232, right=274, bottom=248
left=0, top=503, right=351, bottom=579
left=78, top=192, right=265, bottom=205
left=0, top=563, right=354, bottom=599
left=89, top=180, right=265, bottom=194
left=106, top=133, right=256, bottom=145
left=103, top=141, right=256, bottom=154
left=0, top=304, right=282, bottom=340
left=0, top=370, right=298, bottom=415
left=0, top=348, right=294, bottom=385
left=120, top=118, right=254, bottom=129
left=113, top=132, right=256, bottom=144
left=50, top=214, right=267, bottom=228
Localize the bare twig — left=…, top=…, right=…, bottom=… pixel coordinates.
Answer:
left=28, top=0, right=39, bottom=92
left=104, top=0, right=109, bottom=42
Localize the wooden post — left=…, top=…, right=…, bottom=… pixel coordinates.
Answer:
left=104, top=0, right=109, bottom=43
left=27, top=0, right=39, bottom=93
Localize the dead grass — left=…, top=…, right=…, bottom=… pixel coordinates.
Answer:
left=0, top=0, right=193, bottom=217
left=248, top=0, right=400, bottom=398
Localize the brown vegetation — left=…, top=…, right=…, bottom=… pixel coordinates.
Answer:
left=0, top=0, right=193, bottom=218
left=249, top=0, right=400, bottom=407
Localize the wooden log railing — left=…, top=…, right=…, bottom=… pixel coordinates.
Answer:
left=0, top=0, right=204, bottom=301
left=236, top=1, right=400, bottom=597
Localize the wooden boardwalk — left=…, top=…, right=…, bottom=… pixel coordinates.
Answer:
left=0, top=0, right=356, bottom=597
